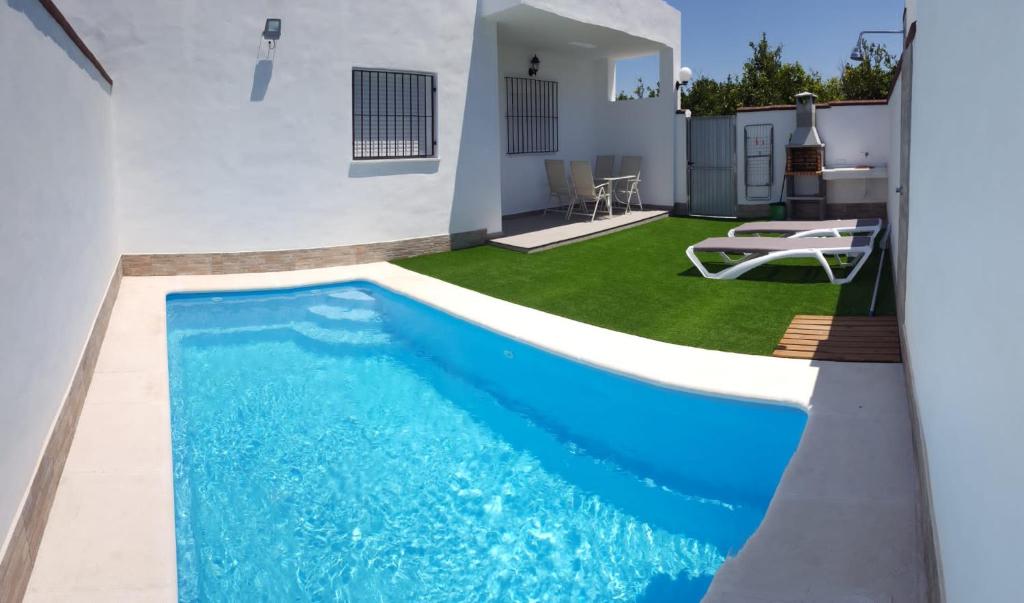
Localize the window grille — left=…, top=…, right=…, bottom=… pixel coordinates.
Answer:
left=352, top=69, right=436, bottom=160
left=505, top=77, right=558, bottom=154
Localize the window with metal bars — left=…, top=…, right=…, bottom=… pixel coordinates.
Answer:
left=505, top=77, right=558, bottom=155
left=352, top=69, right=436, bottom=160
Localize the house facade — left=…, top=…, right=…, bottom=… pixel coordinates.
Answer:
left=49, top=0, right=682, bottom=256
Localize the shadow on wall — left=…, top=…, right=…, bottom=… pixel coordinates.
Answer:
left=449, top=0, right=500, bottom=236
left=7, top=0, right=112, bottom=92
left=250, top=59, right=273, bottom=102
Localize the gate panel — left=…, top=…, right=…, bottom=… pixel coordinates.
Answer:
left=688, top=116, right=737, bottom=217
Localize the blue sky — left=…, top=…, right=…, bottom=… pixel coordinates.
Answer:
left=615, top=0, right=905, bottom=94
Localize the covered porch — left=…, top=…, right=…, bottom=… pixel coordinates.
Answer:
left=482, top=0, right=682, bottom=249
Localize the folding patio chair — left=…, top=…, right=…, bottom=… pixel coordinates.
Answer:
left=568, top=161, right=612, bottom=222
left=595, top=155, right=615, bottom=181
left=614, top=155, right=643, bottom=212
left=544, top=160, right=573, bottom=214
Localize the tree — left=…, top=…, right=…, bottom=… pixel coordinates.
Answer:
left=617, top=77, right=660, bottom=101
left=679, top=33, right=895, bottom=116
left=837, top=40, right=897, bottom=100
left=679, top=75, right=740, bottom=116
left=735, top=34, right=834, bottom=108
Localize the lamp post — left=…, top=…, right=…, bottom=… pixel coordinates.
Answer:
left=675, top=66, right=693, bottom=90
left=676, top=66, right=693, bottom=111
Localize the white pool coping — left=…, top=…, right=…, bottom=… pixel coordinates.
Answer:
left=25, top=262, right=926, bottom=601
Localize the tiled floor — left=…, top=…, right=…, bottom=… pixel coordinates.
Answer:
left=490, top=209, right=667, bottom=252
left=25, top=262, right=926, bottom=602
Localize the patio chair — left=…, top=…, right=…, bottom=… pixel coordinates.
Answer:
left=595, top=155, right=616, bottom=181
left=614, top=155, right=643, bottom=212
left=568, top=160, right=612, bottom=222
left=729, top=218, right=882, bottom=242
left=544, top=160, right=573, bottom=214
left=685, top=235, right=874, bottom=285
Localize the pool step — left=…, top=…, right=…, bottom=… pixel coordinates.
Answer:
left=307, top=304, right=381, bottom=323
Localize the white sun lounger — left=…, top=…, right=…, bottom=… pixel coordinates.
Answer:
left=728, top=218, right=883, bottom=242
left=686, top=235, right=874, bottom=285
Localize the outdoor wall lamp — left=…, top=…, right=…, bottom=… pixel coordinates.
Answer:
left=528, top=55, right=540, bottom=77
left=849, top=30, right=903, bottom=61
left=258, top=18, right=282, bottom=60
left=263, top=19, right=282, bottom=43
left=675, top=66, right=693, bottom=90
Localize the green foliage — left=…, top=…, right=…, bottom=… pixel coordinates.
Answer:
left=679, top=33, right=896, bottom=115
left=737, top=34, right=838, bottom=107
left=838, top=40, right=897, bottom=100
left=679, top=75, right=741, bottom=116
left=617, top=77, right=660, bottom=101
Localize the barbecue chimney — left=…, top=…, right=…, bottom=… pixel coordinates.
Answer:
left=789, top=92, right=823, bottom=148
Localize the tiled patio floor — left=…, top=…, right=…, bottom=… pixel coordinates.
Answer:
left=490, top=209, right=668, bottom=253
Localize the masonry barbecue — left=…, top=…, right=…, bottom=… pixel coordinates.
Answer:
left=785, top=92, right=827, bottom=219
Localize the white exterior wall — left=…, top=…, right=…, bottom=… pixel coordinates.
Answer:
left=886, top=74, right=903, bottom=269
left=57, top=0, right=680, bottom=251
left=498, top=45, right=604, bottom=215
left=0, top=0, right=117, bottom=545
left=598, top=46, right=680, bottom=207
left=903, top=0, right=1024, bottom=600
left=735, top=103, right=890, bottom=207
left=735, top=109, right=794, bottom=206
left=499, top=46, right=680, bottom=215
left=485, top=0, right=679, bottom=50
left=57, top=0, right=502, bottom=254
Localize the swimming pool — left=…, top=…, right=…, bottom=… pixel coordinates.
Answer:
left=166, top=282, right=806, bottom=602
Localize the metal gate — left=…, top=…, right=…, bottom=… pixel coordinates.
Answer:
left=687, top=115, right=737, bottom=217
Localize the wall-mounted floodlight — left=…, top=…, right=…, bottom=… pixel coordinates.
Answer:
left=263, top=19, right=282, bottom=41
left=675, top=66, right=693, bottom=90
left=258, top=18, right=282, bottom=60
left=849, top=30, right=903, bottom=62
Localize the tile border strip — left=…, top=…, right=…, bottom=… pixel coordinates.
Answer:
left=121, top=230, right=487, bottom=276
left=0, top=259, right=123, bottom=603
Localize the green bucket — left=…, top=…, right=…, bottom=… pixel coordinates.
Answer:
left=769, top=203, right=786, bottom=221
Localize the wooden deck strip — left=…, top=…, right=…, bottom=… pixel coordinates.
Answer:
left=774, top=315, right=902, bottom=362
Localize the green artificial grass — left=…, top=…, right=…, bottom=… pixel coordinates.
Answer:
left=393, top=217, right=896, bottom=356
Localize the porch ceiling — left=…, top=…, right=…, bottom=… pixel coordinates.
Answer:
left=486, top=4, right=666, bottom=60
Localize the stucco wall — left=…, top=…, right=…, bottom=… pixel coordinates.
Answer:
left=887, top=73, right=903, bottom=270
left=497, top=44, right=603, bottom=215
left=0, top=0, right=117, bottom=547
left=57, top=0, right=502, bottom=254
left=735, top=103, right=890, bottom=207
left=597, top=46, right=680, bottom=207
left=903, top=0, right=1024, bottom=599
left=483, top=0, right=679, bottom=52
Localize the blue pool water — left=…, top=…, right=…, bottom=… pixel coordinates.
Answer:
left=166, top=282, right=806, bottom=602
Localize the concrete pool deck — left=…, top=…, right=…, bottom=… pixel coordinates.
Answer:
left=24, top=262, right=926, bottom=601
